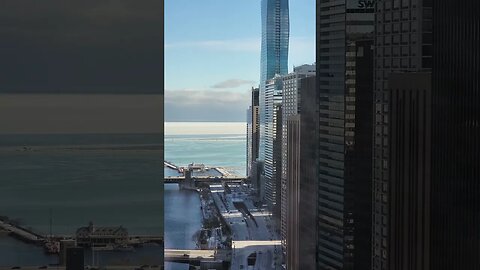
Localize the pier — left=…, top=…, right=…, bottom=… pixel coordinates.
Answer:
left=164, top=160, right=183, bottom=173
left=0, top=219, right=44, bottom=244
left=164, top=161, right=246, bottom=190
left=0, top=218, right=163, bottom=253
left=164, top=175, right=246, bottom=183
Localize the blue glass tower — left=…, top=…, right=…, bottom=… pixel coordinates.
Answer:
left=260, top=0, right=289, bottom=87
left=258, top=0, right=289, bottom=207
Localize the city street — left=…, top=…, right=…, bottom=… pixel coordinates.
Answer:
left=211, top=185, right=283, bottom=269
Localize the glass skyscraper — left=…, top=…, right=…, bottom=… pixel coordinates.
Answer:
left=260, top=0, right=289, bottom=87
left=258, top=0, right=289, bottom=207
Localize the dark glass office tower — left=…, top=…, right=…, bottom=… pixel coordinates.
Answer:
left=430, top=1, right=480, bottom=269
left=316, top=1, right=374, bottom=269
left=372, top=1, right=432, bottom=269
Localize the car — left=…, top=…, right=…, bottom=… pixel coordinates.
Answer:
left=11, top=267, right=20, bottom=270
left=183, top=253, right=189, bottom=257
left=38, top=266, right=48, bottom=269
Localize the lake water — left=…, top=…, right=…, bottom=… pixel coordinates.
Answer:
left=0, top=133, right=163, bottom=266
left=0, top=122, right=246, bottom=268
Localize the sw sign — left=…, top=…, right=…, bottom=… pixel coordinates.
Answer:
left=347, top=0, right=375, bottom=9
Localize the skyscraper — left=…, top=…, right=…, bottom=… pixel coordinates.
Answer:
left=430, top=1, right=479, bottom=269
left=258, top=0, right=289, bottom=207
left=279, top=63, right=315, bottom=256
left=372, top=1, right=433, bottom=269
left=261, top=75, right=284, bottom=215
left=285, top=75, right=318, bottom=270
left=316, top=1, right=374, bottom=269
left=388, top=72, right=432, bottom=270
left=247, top=87, right=260, bottom=181
left=260, top=0, right=289, bottom=88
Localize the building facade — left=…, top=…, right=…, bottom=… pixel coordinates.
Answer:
left=430, top=1, right=480, bottom=269
left=247, top=88, right=260, bottom=190
left=260, top=0, right=289, bottom=88
left=279, top=64, right=315, bottom=255
left=388, top=72, right=432, bottom=270
left=285, top=75, right=318, bottom=270
left=316, top=1, right=374, bottom=269
left=258, top=0, right=289, bottom=204
left=372, top=1, right=432, bottom=269
left=261, top=75, right=283, bottom=215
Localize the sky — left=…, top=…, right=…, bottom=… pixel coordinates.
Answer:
left=165, top=0, right=316, bottom=122
left=0, top=1, right=163, bottom=134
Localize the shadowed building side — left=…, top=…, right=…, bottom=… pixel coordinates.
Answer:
left=372, top=1, right=433, bottom=268
left=388, top=72, right=431, bottom=270
left=316, top=1, right=374, bottom=268
left=285, top=75, right=318, bottom=270
left=431, top=1, right=480, bottom=269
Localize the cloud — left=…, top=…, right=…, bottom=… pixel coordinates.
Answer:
left=165, top=90, right=249, bottom=122
left=212, top=79, right=256, bottom=89
left=165, top=38, right=260, bottom=52
left=165, top=36, right=315, bottom=67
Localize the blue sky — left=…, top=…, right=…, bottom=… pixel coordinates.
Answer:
left=165, top=0, right=315, bottom=122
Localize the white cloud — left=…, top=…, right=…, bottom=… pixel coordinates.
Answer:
left=165, top=89, right=249, bottom=105
left=212, top=79, right=256, bottom=89
left=165, top=90, right=249, bottom=122
left=165, top=38, right=260, bottom=52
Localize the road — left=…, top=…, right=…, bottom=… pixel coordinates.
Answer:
left=211, top=184, right=284, bottom=270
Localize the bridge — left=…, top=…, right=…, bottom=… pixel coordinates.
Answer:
left=164, top=175, right=246, bottom=183
left=164, top=249, right=230, bottom=265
